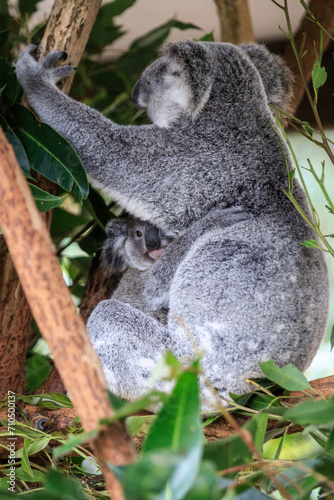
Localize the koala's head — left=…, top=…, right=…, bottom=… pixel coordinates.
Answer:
left=132, top=40, right=293, bottom=127
left=101, top=217, right=173, bottom=273
left=132, top=40, right=216, bottom=128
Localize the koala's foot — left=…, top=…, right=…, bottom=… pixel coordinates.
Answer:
left=14, top=45, right=75, bottom=90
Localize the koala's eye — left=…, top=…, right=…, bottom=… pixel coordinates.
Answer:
left=135, top=230, right=143, bottom=238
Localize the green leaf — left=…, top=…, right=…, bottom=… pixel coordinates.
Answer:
left=53, top=430, right=98, bottom=460
left=330, top=324, right=334, bottom=351
left=302, top=122, right=313, bottom=138
left=44, top=469, right=90, bottom=500
left=18, top=0, right=40, bottom=16
left=143, top=362, right=202, bottom=454
left=252, top=413, right=268, bottom=454
left=116, top=20, right=200, bottom=76
left=25, top=353, right=53, bottom=392
left=12, top=467, right=46, bottom=483
left=312, top=61, right=327, bottom=91
left=12, top=105, right=89, bottom=202
left=101, top=390, right=167, bottom=424
left=115, top=450, right=182, bottom=500
left=259, top=360, right=311, bottom=391
left=284, top=397, right=334, bottom=426
left=126, top=415, right=155, bottom=437
left=87, top=0, right=136, bottom=53
left=0, top=58, right=19, bottom=107
left=16, top=436, right=52, bottom=458
left=21, top=438, right=34, bottom=478
left=301, top=239, right=320, bottom=249
left=202, top=418, right=258, bottom=471
left=29, top=184, right=66, bottom=213
left=183, top=460, right=227, bottom=500
left=0, top=113, right=30, bottom=175
left=20, top=392, right=73, bottom=409
left=50, top=207, right=89, bottom=242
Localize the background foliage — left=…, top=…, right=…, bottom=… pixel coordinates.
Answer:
left=0, top=0, right=333, bottom=499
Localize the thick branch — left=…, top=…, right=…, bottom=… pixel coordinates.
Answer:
left=213, top=0, right=254, bottom=43
left=0, top=129, right=134, bottom=499
left=0, top=0, right=103, bottom=399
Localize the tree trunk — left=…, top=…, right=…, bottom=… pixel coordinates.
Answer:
left=0, top=0, right=102, bottom=399
left=0, top=128, right=134, bottom=499
left=214, top=0, right=254, bottom=43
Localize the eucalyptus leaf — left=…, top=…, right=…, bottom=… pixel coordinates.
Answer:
left=25, top=353, right=53, bottom=392
left=29, top=184, right=66, bottom=212
left=0, top=57, right=19, bottom=107
left=259, top=360, right=311, bottom=391
left=53, top=430, right=98, bottom=460
left=12, top=105, right=89, bottom=202
left=143, top=362, right=202, bottom=454
left=330, top=324, right=334, bottom=352
left=285, top=397, right=334, bottom=426
left=301, top=239, right=320, bottom=249
left=21, top=438, right=34, bottom=478
left=18, top=0, right=40, bottom=16
left=0, top=113, right=30, bottom=175
left=312, top=61, right=327, bottom=91
left=202, top=418, right=257, bottom=471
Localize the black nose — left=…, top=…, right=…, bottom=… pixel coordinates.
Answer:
left=131, top=79, right=141, bottom=106
left=145, top=226, right=161, bottom=251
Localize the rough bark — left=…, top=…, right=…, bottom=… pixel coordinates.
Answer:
left=283, top=0, right=334, bottom=114
left=214, top=0, right=254, bottom=43
left=0, top=0, right=102, bottom=399
left=0, top=129, right=134, bottom=499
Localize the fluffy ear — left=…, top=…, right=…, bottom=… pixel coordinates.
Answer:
left=101, top=219, right=129, bottom=274
left=239, top=44, right=294, bottom=113
left=159, top=40, right=215, bottom=113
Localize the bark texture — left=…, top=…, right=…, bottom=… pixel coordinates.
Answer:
left=214, top=0, right=254, bottom=43
left=0, top=0, right=102, bottom=399
left=0, top=129, right=134, bottom=499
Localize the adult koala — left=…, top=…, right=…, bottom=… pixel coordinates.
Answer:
left=15, top=41, right=328, bottom=409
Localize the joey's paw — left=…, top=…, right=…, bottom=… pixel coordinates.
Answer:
left=14, top=46, right=75, bottom=91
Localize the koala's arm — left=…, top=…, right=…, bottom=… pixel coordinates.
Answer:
left=14, top=47, right=179, bottom=232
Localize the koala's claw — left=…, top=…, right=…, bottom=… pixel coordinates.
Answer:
left=41, top=50, right=68, bottom=69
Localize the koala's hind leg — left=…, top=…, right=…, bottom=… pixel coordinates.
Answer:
left=87, top=299, right=178, bottom=401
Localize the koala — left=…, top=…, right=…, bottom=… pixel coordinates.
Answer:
left=15, top=41, right=329, bottom=410
left=101, top=216, right=173, bottom=274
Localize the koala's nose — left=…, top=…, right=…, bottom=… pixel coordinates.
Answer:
left=145, top=226, right=161, bottom=251
left=131, top=79, right=142, bottom=107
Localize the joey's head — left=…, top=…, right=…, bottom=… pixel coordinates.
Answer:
left=125, top=219, right=173, bottom=271
left=102, top=217, right=173, bottom=274
left=132, top=40, right=216, bottom=128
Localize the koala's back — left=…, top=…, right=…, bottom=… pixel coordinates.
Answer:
left=144, top=207, right=328, bottom=399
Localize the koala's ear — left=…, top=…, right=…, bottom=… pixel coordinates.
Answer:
left=101, top=218, right=129, bottom=274
left=160, top=40, right=216, bottom=113
left=239, top=44, right=294, bottom=113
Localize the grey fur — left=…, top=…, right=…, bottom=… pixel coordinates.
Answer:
left=101, top=216, right=173, bottom=273
left=15, top=41, right=329, bottom=410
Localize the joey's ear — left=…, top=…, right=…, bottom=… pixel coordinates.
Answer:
left=239, top=44, right=294, bottom=113
left=160, top=40, right=216, bottom=113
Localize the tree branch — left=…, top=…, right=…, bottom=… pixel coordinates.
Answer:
left=0, top=129, right=134, bottom=499
left=213, top=0, right=254, bottom=43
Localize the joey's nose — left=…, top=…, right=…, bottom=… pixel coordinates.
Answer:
left=132, top=79, right=141, bottom=106
left=145, top=226, right=161, bottom=251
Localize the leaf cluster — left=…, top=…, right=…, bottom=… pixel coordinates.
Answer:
left=1, top=359, right=334, bottom=499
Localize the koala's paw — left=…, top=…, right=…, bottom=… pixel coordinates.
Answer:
left=14, top=45, right=76, bottom=90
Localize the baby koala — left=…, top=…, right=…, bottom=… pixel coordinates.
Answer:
left=101, top=216, right=173, bottom=274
